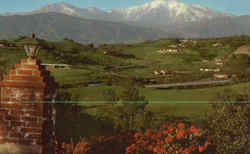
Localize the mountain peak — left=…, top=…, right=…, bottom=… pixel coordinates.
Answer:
left=35, top=2, right=77, bottom=15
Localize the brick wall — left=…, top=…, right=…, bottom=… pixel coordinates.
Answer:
left=0, top=58, right=57, bottom=154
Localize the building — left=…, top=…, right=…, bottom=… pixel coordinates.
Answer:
left=157, top=48, right=180, bottom=55
left=0, top=41, right=8, bottom=47
left=213, top=74, right=229, bottom=79
left=213, top=42, right=223, bottom=47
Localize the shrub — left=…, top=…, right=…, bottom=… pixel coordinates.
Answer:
left=124, top=123, right=213, bottom=154
left=207, top=88, right=250, bottom=154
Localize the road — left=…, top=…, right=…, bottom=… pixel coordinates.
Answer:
left=144, top=79, right=233, bottom=89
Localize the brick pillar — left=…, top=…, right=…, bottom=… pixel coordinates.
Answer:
left=0, top=58, right=57, bottom=154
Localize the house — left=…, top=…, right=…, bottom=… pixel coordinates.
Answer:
left=154, top=70, right=167, bottom=75
left=213, top=74, right=229, bottom=79
left=214, top=58, right=223, bottom=65
left=157, top=48, right=181, bottom=55
left=160, top=70, right=166, bottom=75
left=180, top=39, right=189, bottom=43
left=200, top=68, right=220, bottom=72
left=215, top=62, right=223, bottom=66
left=0, top=42, right=8, bottom=47
left=154, top=71, right=160, bottom=75
left=104, top=50, right=113, bottom=55
left=213, top=43, right=223, bottom=47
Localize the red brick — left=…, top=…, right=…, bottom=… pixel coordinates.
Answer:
left=19, top=139, right=33, bottom=145
left=1, top=81, right=45, bottom=88
left=23, top=117, right=37, bottom=122
left=22, top=65, right=39, bottom=69
left=25, top=122, right=42, bottom=128
left=22, top=128, right=42, bottom=134
left=22, top=110, right=42, bottom=117
left=0, top=139, right=6, bottom=144
left=0, top=111, right=7, bottom=117
left=0, top=130, right=6, bottom=136
left=3, top=75, right=8, bottom=80
left=9, top=76, right=43, bottom=81
left=7, top=138, right=20, bottom=144
left=5, top=115, right=21, bottom=121
left=11, top=121, right=24, bottom=127
left=28, top=133, right=41, bottom=138
left=9, top=69, right=16, bottom=75
left=9, top=131, right=22, bottom=138
left=33, top=70, right=41, bottom=76
left=17, top=70, right=33, bottom=76
left=15, top=64, right=39, bottom=69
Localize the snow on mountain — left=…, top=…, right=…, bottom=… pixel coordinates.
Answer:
left=110, top=0, right=232, bottom=23
left=33, top=2, right=77, bottom=15
left=1, top=0, right=233, bottom=27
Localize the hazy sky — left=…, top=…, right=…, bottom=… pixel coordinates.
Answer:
left=0, top=0, right=249, bottom=16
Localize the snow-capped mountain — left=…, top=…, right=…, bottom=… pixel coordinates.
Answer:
left=33, top=2, right=78, bottom=16
left=110, top=0, right=232, bottom=24
left=31, top=2, right=117, bottom=21
left=1, top=0, right=248, bottom=40
left=3, top=0, right=232, bottom=24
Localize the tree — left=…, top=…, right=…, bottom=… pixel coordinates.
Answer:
left=207, top=88, right=249, bottom=154
left=100, top=78, right=150, bottom=131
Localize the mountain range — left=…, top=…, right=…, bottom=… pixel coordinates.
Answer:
left=0, top=0, right=250, bottom=44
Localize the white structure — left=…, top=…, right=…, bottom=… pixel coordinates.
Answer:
left=157, top=48, right=180, bottom=55
left=200, top=68, right=220, bottom=72
left=214, top=74, right=229, bottom=79
left=154, top=71, right=160, bottom=75
left=160, top=70, right=166, bottom=75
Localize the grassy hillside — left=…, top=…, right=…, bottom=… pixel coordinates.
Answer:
left=1, top=36, right=250, bottom=117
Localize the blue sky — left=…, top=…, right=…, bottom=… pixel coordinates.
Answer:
left=0, top=0, right=249, bottom=16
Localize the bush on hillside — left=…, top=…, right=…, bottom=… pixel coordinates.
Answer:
left=207, top=88, right=249, bottom=154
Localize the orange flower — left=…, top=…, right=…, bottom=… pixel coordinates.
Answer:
left=61, top=142, right=65, bottom=149
left=142, top=140, right=147, bottom=146
left=131, top=144, right=136, bottom=149
left=177, top=123, right=185, bottom=129
left=162, top=124, right=167, bottom=129
left=145, top=129, right=151, bottom=137
left=151, top=134, right=156, bottom=139
left=126, top=146, right=131, bottom=152
left=198, top=145, right=204, bottom=152
left=153, top=146, right=160, bottom=153
left=168, top=126, right=174, bottom=132
left=113, top=125, right=118, bottom=129
left=134, top=133, right=139, bottom=139
left=157, top=139, right=164, bottom=145
left=159, top=147, right=164, bottom=153
left=164, top=136, right=173, bottom=143
left=204, top=140, right=210, bottom=147
left=182, top=148, right=190, bottom=154
left=176, top=130, right=185, bottom=140
left=162, top=130, right=169, bottom=135
left=189, top=125, right=200, bottom=133
left=156, top=132, right=162, bottom=138
left=147, top=145, right=153, bottom=151
left=188, top=144, right=195, bottom=151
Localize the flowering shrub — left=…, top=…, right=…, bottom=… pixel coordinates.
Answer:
left=125, top=123, right=213, bottom=154
left=55, top=123, right=214, bottom=154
